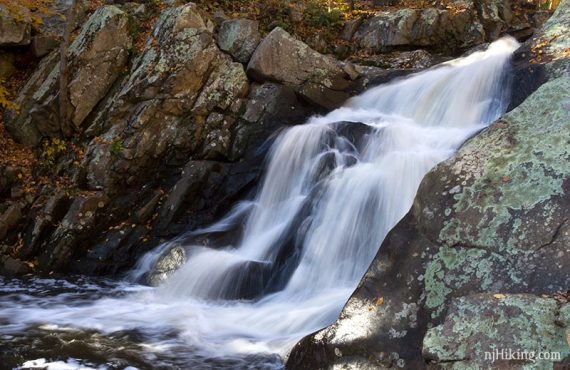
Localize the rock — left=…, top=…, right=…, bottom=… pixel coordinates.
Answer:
left=4, top=6, right=132, bottom=146
left=351, top=49, right=435, bottom=70
left=353, top=8, right=485, bottom=50
left=0, top=255, right=31, bottom=276
left=0, top=13, right=31, bottom=46
left=81, top=4, right=248, bottom=192
left=0, top=53, right=16, bottom=80
left=353, top=0, right=515, bottom=52
left=231, top=82, right=309, bottom=160
left=217, top=19, right=261, bottom=63
left=0, top=204, right=22, bottom=231
left=247, top=27, right=353, bottom=110
left=341, top=16, right=365, bottom=41
left=508, top=0, right=569, bottom=110
left=287, top=76, right=570, bottom=369
left=0, top=204, right=22, bottom=241
left=147, top=245, right=186, bottom=286
left=38, top=193, right=108, bottom=269
left=31, top=0, right=88, bottom=57
left=133, top=191, right=162, bottom=224
left=212, top=10, right=230, bottom=27
left=423, top=294, right=570, bottom=368
left=155, top=161, right=217, bottom=231
left=20, top=192, right=71, bottom=259
left=30, top=36, right=61, bottom=58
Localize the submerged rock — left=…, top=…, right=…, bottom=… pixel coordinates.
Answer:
left=148, top=246, right=186, bottom=286
left=287, top=75, right=570, bottom=369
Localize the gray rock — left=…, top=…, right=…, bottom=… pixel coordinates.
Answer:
left=31, top=0, right=88, bottom=57
left=247, top=27, right=353, bottom=110
left=0, top=255, right=31, bottom=276
left=39, top=193, right=108, bottom=270
left=147, top=246, right=186, bottom=286
left=0, top=204, right=22, bottom=241
left=353, top=8, right=485, bottom=50
left=351, top=49, right=435, bottom=70
left=0, top=204, right=22, bottom=231
left=0, top=13, right=31, bottom=46
left=509, top=0, right=570, bottom=110
left=155, top=161, right=217, bottom=231
left=353, top=0, right=514, bottom=52
left=81, top=4, right=248, bottom=192
left=423, top=294, right=569, bottom=368
left=20, top=192, right=71, bottom=259
left=4, top=6, right=132, bottom=146
left=217, top=19, right=261, bottom=63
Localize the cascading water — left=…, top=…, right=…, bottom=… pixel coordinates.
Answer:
left=0, top=37, right=519, bottom=369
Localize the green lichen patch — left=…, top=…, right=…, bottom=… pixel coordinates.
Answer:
left=438, top=77, right=570, bottom=255
left=424, top=294, right=569, bottom=369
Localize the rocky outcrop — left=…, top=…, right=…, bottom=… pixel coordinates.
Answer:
left=287, top=75, right=570, bottom=369
left=247, top=27, right=356, bottom=110
left=349, top=0, right=517, bottom=51
left=79, top=4, right=247, bottom=192
left=4, top=5, right=132, bottom=146
left=1, top=3, right=316, bottom=275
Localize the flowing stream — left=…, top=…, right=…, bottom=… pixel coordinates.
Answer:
left=0, top=37, right=519, bottom=370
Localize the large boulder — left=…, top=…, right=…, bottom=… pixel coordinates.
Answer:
left=247, top=27, right=354, bottom=110
left=4, top=6, right=132, bottom=146
left=287, top=75, right=570, bottom=369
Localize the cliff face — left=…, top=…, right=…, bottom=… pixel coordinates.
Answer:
left=1, top=3, right=325, bottom=275
left=287, top=2, right=570, bottom=369
left=0, top=0, right=568, bottom=367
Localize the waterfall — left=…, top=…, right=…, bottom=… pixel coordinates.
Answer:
left=0, top=37, right=519, bottom=367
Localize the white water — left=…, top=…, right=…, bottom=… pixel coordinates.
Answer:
left=1, top=37, right=519, bottom=368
